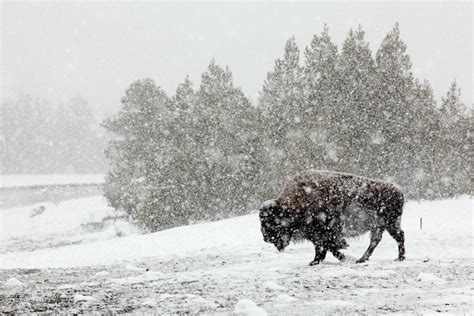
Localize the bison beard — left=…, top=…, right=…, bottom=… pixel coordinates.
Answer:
left=259, top=170, right=406, bottom=266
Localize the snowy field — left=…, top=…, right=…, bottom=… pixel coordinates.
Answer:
left=0, top=196, right=473, bottom=314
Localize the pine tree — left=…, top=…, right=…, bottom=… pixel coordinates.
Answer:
left=259, top=37, right=305, bottom=194
left=102, top=79, right=175, bottom=231
left=193, top=60, right=263, bottom=219
left=409, top=80, right=441, bottom=199
left=440, top=80, right=464, bottom=119
left=437, top=81, right=471, bottom=197
left=374, top=23, right=416, bottom=186
left=304, top=25, right=339, bottom=111
left=303, top=26, right=340, bottom=171
left=168, top=76, right=198, bottom=222
left=336, top=26, right=376, bottom=175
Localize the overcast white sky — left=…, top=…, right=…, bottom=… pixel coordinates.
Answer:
left=1, top=1, right=472, bottom=117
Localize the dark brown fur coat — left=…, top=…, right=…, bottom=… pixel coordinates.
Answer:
left=259, top=170, right=406, bottom=265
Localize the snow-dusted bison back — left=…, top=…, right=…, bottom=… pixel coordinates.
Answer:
left=259, top=170, right=405, bottom=265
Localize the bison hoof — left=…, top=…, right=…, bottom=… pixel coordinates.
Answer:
left=337, top=254, right=346, bottom=262
left=309, top=260, right=320, bottom=266
left=395, top=256, right=406, bottom=261
left=356, top=258, right=367, bottom=264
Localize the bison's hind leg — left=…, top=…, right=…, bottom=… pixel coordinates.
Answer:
left=356, top=227, right=384, bottom=263
left=386, top=217, right=406, bottom=261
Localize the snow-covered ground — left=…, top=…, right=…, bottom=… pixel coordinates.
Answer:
left=0, top=174, right=104, bottom=188
left=0, top=196, right=137, bottom=255
left=0, top=196, right=473, bottom=314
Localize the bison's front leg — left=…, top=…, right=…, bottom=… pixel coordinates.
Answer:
left=356, top=227, right=384, bottom=263
left=328, top=236, right=348, bottom=262
left=309, top=244, right=327, bottom=266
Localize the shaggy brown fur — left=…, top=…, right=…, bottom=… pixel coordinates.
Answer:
left=259, top=170, right=405, bottom=266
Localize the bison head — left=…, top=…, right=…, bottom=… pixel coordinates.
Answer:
left=259, top=200, right=292, bottom=252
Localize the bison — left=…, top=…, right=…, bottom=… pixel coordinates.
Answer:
left=259, top=170, right=405, bottom=266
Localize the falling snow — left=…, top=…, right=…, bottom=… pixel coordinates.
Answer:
left=1, top=2, right=471, bottom=314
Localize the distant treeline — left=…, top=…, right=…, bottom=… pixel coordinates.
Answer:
left=103, top=24, right=471, bottom=232
left=1, top=95, right=107, bottom=174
